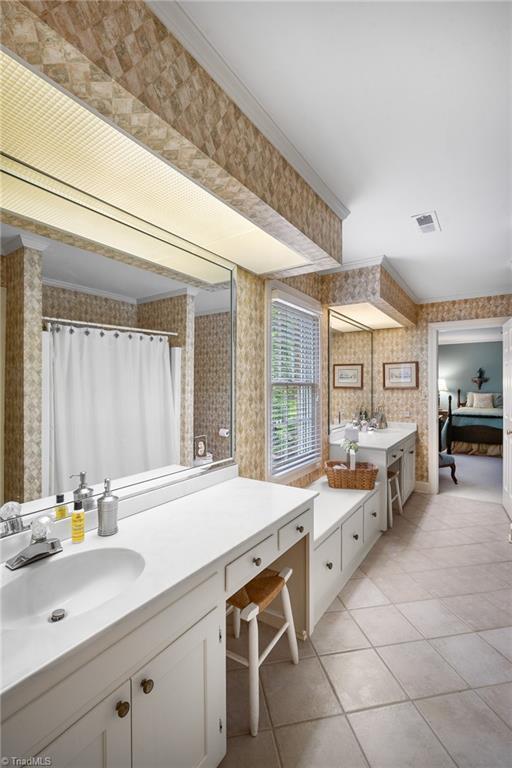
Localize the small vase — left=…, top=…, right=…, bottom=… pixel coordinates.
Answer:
left=349, top=449, right=356, bottom=471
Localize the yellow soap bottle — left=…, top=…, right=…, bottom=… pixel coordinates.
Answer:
left=71, top=500, right=85, bottom=543
left=54, top=493, right=68, bottom=520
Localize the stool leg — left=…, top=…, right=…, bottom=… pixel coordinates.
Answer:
left=248, top=616, right=259, bottom=737
left=387, top=480, right=393, bottom=528
left=281, top=584, right=299, bottom=665
left=395, top=476, right=403, bottom=515
left=233, top=607, right=241, bottom=639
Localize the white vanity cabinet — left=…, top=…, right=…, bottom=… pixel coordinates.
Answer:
left=30, top=608, right=225, bottom=768
left=36, top=682, right=132, bottom=768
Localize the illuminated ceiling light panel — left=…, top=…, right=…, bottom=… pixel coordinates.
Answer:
left=330, top=302, right=403, bottom=330
left=0, top=50, right=308, bottom=275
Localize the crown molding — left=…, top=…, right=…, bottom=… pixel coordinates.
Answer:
left=42, top=277, right=137, bottom=305
left=417, top=287, right=511, bottom=304
left=1, top=232, right=49, bottom=254
left=147, top=0, right=350, bottom=221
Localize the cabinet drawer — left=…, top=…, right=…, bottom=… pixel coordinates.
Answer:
left=313, top=527, right=342, bottom=622
left=225, top=534, right=278, bottom=595
left=363, top=493, right=381, bottom=542
left=342, top=507, right=364, bottom=570
left=278, top=508, right=311, bottom=551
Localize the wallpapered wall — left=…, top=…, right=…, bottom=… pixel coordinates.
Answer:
left=194, top=313, right=232, bottom=462
left=438, top=341, right=503, bottom=409
left=330, top=329, right=373, bottom=425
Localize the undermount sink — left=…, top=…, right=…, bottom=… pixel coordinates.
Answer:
left=1, top=547, right=145, bottom=629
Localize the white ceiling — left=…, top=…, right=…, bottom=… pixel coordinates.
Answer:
left=161, top=1, right=512, bottom=302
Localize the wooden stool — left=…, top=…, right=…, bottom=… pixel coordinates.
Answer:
left=387, top=469, right=403, bottom=528
left=226, top=567, right=298, bottom=736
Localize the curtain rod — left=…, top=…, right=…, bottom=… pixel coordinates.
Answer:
left=42, top=316, right=178, bottom=337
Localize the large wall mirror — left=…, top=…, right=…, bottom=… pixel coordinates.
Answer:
left=0, top=52, right=235, bottom=518
left=328, top=310, right=373, bottom=429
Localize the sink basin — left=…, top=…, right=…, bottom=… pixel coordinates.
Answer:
left=1, top=548, right=145, bottom=629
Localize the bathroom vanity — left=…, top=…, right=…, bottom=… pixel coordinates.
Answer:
left=330, top=423, right=418, bottom=523
left=0, top=473, right=316, bottom=766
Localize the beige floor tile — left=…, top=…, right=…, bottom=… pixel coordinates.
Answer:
left=396, top=599, right=471, bottom=638
left=322, top=648, right=406, bottom=712
left=351, top=605, right=422, bottom=646
left=423, top=543, right=503, bottom=568
left=432, top=633, right=512, bottom=686
left=326, top=596, right=346, bottom=612
left=371, top=573, right=432, bottom=603
left=339, top=577, right=390, bottom=609
left=226, top=669, right=271, bottom=737
left=441, top=594, right=512, bottom=631
left=417, top=690, right=512, bottom=768
left=377, top=640, right=467, bottom=698
left=275, top=715, right=368, bottom=768
left=488, top=540, right=512, bottom=562
left=404, top=529, right=474, bottom=549
left=483, top=587, right=512, bottom=610
left=484, top=561, right=512, bottom=586
left=359, top=559, right=405, bottom=578
left=350, top=567, right=366, bottom=579
left=220, top=731, right=280, bottom=768
left=390, top=550, right=441, bottom=572
left=479, top=626, right=512, bottom=661
left=311, top=611, right=371, bottom=655
left=226, top=620, right=314, bottom=670
left=462, top=524, right=512, bottom=543
left=348, top=702, right=455, bottom=768
left=476, top=682, right=512, bottom=728
left=411, top=564, right=509, bottom=597
left=260, top=657, right=341, bottom=726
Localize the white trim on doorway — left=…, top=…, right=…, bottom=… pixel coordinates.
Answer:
left=427, top=316, right=508, bottom=495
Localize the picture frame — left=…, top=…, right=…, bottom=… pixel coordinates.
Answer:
left=383, top=361, right=419, bottom=389
left=333, top=363, right=363, bottom=389
left=194, top=434, right=208, bottom=459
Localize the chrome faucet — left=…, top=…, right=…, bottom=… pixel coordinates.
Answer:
left=5, top=515, right=62, bottom=571
left=0, top=501, right=27, bottom=537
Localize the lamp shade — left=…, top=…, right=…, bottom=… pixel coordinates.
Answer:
left=438, top=378, right=448, bottom=392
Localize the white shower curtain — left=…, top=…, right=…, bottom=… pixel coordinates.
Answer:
left=44, top=325, right=180, bottom=495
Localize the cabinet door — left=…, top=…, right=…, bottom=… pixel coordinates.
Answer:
left=36, top=683, right=131, bottom=768
left=132, top=607, right=225, bottom=768
left=402, top=442, right=416, bottom=501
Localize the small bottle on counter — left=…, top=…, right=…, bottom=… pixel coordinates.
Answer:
left=71, top=500, right=85, bottom=543
left=54, top=493, right=68, bottom=520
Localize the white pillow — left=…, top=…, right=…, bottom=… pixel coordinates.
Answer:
left=472, top=393, right=494, bottom=409
left=466, top=392, right=475, bottom=407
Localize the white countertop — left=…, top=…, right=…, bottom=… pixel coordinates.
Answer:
left=0, top=477, right=317, bottom=697
left=330, top=423, right=417, bottom=451
left=309, top=477, right=380, bottom=545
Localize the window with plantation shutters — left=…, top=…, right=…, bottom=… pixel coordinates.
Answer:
left=270, top=295, right=321, bottom=477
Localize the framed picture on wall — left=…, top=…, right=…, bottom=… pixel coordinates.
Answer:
left=383, top=361, right=419, bottom=389
left=333, top=363, right=363, bottom=389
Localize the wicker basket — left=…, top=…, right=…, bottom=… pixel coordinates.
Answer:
left=325, top=460, right=378, bottom=490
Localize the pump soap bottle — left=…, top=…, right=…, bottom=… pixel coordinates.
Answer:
left=97, top=478, right=119, bottom=537
left=54, top=493, right=68, bottom=520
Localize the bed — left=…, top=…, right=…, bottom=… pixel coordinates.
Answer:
left=442, top=389, right=503, bottom=456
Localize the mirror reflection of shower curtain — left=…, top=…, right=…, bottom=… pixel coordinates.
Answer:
left=42, top=327, right=180, bottom=495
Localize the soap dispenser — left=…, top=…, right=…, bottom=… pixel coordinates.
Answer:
left=70, top=471, right=96, bottom=512
left=97, top=478, right=119, bottom=537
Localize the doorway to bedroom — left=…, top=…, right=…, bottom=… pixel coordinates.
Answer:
left=437, top=325, right=503, bottom=503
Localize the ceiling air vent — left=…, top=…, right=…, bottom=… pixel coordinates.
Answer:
left=412, top=210, right=441, bottom=234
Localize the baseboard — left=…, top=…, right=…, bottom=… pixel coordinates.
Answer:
left=415, top=480, right=434, bottom=495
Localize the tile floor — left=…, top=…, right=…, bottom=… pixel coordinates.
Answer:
left=220, top=491, right=512, bottom=768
